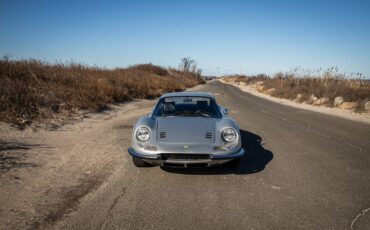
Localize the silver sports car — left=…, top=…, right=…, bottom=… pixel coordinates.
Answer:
left=128, top=91, right=245, bottom=168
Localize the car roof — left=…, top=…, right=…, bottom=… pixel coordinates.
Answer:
left=160, top=91, right=215, bottom=99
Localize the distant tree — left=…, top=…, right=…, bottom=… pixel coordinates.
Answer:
left=179, top=57, right=197, bottom=73
left=179, top=57, right=204, bottom=82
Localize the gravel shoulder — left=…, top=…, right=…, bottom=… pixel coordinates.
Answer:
left=219, top=79, right=370, bottom=124
left=0, top=99, right=155, bottom=230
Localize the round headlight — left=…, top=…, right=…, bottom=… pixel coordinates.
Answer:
left=222, top=128, right=237, bottom=142
left=136, top=126, right=151, bottom=142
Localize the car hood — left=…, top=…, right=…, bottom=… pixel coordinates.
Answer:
left=156, top=117, right=215, bottom=144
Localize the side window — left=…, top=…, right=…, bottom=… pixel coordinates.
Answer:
left=218, top=105, right=227, bottom=117
left=152, top=100, right=164, bottom=116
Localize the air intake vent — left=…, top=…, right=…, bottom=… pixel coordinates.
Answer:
left=159, top=132, right=167, bottom=138
left=205, top=132, right=212, bottom=139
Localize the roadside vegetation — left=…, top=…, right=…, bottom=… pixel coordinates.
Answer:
left=0, top=56, right=205, bottom=126
left=222, top=68, right=370, bottom=112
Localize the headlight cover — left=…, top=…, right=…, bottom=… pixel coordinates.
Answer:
left=222, top=128, right=237, bottom=143
left=135, top=126, right=151, bottom=142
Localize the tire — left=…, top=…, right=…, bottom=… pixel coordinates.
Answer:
left=132, top=156, right=151, bottom=167
left=224, top=158, right=240, bottom=168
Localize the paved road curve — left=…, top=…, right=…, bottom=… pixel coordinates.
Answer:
left=58, top=80, right=370, bottom=230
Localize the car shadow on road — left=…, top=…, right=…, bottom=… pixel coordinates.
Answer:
left=162, top=129, right=273, bottom=175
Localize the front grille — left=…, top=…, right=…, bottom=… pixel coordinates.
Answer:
left=187, top=163, right=208, bottom=168
left=159, top=132, right=167, bottom=138
left=160, top=154, right=211, bottom=160
left=163, top=162, right=185, bottom=168
left=205, top=132, right=213, bottom=139
left=162, top=162, right=209, bottom=168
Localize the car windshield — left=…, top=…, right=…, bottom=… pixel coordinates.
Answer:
left=153, top=96, right=222, bottom=118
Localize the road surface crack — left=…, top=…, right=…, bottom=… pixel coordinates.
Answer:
left=99, top=187, right=126, bottom=230
left=350, top=207, right=370, bottom=229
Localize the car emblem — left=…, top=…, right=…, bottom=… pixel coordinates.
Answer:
left=183, top=145, right=188, bottom=149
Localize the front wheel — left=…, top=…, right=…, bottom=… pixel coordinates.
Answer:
left=132, top=156, right=151, bottom=167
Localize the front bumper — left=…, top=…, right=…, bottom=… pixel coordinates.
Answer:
left=128, top=147, right=245, bottom=167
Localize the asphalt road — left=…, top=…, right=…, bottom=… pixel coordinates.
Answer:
left=57, top=80, right=370, bottom=230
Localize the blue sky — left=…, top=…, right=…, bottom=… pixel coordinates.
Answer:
left=1, top=0, right=369, bottom=77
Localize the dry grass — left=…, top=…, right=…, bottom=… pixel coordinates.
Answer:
left=223, top=70, right=370, bottom=112
left=0, top=58, right=205, bottom=125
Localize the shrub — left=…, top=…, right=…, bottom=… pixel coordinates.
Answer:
left=0, top=58, right=204, bottom=125
left=222, top=70, right=370, bottom=112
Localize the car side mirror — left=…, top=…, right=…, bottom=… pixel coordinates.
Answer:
left=224, top=108, right=229, bottom=115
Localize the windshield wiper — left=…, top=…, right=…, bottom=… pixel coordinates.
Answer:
left=194, top=111, right=212, bottom=118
